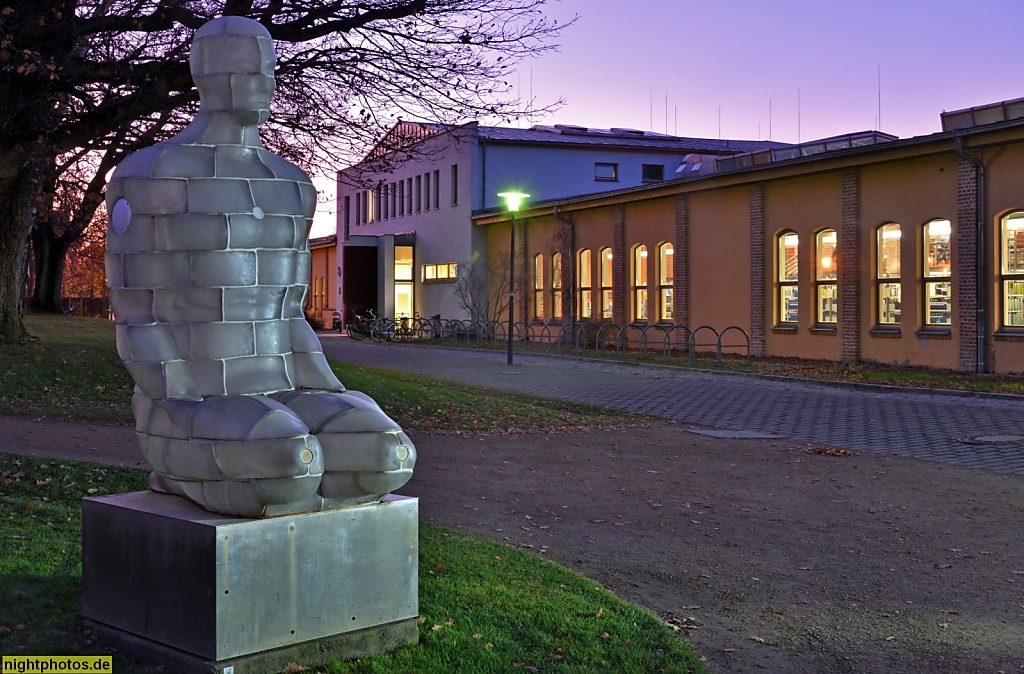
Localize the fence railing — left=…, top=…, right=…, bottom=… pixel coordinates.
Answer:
left=346, top=316, right=750, bottom=364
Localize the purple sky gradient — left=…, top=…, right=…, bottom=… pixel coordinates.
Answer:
left=516, top=0, right=1024, bottom=143
left=313, top=0, right=1023, bottom=236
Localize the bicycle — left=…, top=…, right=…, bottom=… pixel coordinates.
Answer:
left=346, top=310, right=377, bottom=341
left=369, top=316, right=396, bottom=343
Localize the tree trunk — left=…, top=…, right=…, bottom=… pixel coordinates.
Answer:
left=29, top=224, right=70, bottom=314
left=0, top=162, right=33, bottom=342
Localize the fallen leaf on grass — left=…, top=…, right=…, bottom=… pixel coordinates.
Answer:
left=282, top=663, right=308, bottom=673
left=750, top=636, right=766, bottom=644
left=545, top=648, right=564, bottom=661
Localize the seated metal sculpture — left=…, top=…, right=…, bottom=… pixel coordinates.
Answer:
left=105, top=16, right=415, bottom=518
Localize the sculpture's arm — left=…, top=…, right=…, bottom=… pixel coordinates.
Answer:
left=105, top=172, right=202, bottom=402
left=116, top=323, right=203, bottom=402
left=288, top=179, right=344, bottom=391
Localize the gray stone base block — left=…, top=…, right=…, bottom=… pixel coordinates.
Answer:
left=82, top=616, right=419, bottom=674
left=82, top=491, right=418, bottom=671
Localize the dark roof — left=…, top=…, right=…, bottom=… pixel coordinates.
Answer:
left=479, top=124, right=790, bottom=154
left=309, top=234, right=337, bottom=247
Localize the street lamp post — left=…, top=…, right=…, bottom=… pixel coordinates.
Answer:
left=497, top=191, right=529, bottom=365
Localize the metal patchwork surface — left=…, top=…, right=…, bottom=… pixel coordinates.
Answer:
left=319, top=336, right=1024, bottom=475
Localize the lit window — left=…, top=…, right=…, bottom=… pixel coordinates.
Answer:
left=422, top=262, right=458, bottom=282
left=778, top=232, right=799, bottom=324
left=658, top=243, right=673, bottom=321
left=816, top=229, right=838, bottom=325
left=395, top=246, right=414, bottom=318
left=642, top=164, right=664, bottom=182
left=1001, top=212, right=1024, bottom=328
left=877, top=223, right=901, bottom=325
left=533, top=254, right=544, bottom=319
left=634, top=245, right=648, bottom=321
left=551, top=252, right=563, bottom=318
left=595, top=163, right=618, bottom=181
left=923, top=219, right=952, bottom=326
left=600, top=247, right=613, bottom=319
left=578, top=249, right=592, bottom=319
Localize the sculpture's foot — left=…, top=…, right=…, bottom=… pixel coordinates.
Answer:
left=134, top=393, right=325, bottom=517
left=272, top=390, right=416, bottom=507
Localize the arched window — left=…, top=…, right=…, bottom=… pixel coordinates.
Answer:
left=923, top=219, right=952, bottom=326
left=599, top=247, right=613, bottom=319
left=533, top=254, right=544, bottom=319
left=578, top=249, right=592, bottom=319
left=634, top=245, right=648, bottom=321
left=658, top=243, right=674, bottom=321
left=816, top=229, right=838, bottom=325
left=1001, top=212, right=1024, bottom=328
left=777, top=232, right=799, bottom=324
left=876, top=223, right=901, bottom=325
left=551, top=252, right=563, bottom=319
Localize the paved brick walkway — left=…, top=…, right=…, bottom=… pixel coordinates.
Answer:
left=319, top=335, right=1024, bottom=475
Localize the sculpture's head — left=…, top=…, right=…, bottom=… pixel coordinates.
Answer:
left=189, top=16, right=275, bottom=125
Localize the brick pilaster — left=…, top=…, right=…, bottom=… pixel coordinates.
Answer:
left=956, top=156, right=980, bottom=372
left=749, top=184, right=765, bottom=358
left=674, top=194, right=689, bottom=331
left=841, top=168, right=861, bottom=363
left=612, top=206, right=626, bottom=324
left=557, top=222, right=573, bottom=322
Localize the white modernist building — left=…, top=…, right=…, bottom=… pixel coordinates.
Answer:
left=335, top=121, right=786, bottom=324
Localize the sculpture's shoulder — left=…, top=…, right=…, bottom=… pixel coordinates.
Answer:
left=109, top=140, right=218, bottom=194
left=257, top=149, right=313, bottom=184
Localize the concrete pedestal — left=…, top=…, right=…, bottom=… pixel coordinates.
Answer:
left=82, top=491, right=418, bottom=674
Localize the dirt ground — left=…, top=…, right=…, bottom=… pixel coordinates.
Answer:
left=3, top=416, right=1023, bottom=673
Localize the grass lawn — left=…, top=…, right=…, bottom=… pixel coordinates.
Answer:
left=0, top=454, right=707, bottom=673
left=1, top=315, right=703, bottom=672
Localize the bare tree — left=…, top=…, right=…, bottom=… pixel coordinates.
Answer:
left=453, top=252, right=522, bottom=324
left=0, top=0, right=572, bottom=342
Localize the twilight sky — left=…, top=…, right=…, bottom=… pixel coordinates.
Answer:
left=517, top=0, right=1024, bottom=143
left=312, top=0, right=1024, bottom=236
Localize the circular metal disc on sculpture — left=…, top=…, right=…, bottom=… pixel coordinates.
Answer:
left=111, top=198, right=132, bottom=235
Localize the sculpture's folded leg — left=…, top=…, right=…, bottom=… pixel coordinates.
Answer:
left=271, top=389, right=416, bottom=507
left=133, top=393, right=325, bottom=517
